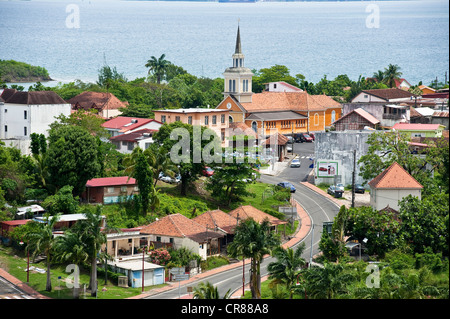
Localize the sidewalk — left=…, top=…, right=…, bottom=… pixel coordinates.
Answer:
left=0, top=268, right=50, bottom=299
left=300, top=182, right=349, bottom=208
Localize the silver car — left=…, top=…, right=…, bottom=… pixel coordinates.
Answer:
left=290, top=159, right=301, bottom=168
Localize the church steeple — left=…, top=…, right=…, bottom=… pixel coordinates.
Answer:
left=223, top=24, right=253, bottom=103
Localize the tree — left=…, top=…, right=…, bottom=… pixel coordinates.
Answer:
left=97, top=64, right=127, bottom=88
left=145, top=54, right=170, bottom=84
left=319, top=205, right=349, bottom=262
left=252, top=65, right=298, bottom=93
left=25, top=214, right=61, bottom=292
left=227, top=218, right=280, bottom=299
left=372, top=70, right=386, bottom=84
left=383, top=64, right=403, bottom=88
left=267, top=243, right=306, bottom=299
left=46, top=125, right=101, bottom=196
left=193, top=281, right=231, bottom=299
left=41, top=185, right=79, bottom=216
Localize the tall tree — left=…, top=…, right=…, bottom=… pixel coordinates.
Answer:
left=227, top=218, right=280, bottom=299
left=267, top=243, right=306, bottom=299
left=193, top=281, right=231, bottom=299
left=145, top=54, right=170, bottom=84
left=383, top=64, right=403, bottom=88
left=303, top=263, right=354, bottom=299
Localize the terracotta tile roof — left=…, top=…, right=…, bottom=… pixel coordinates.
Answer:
left=432, top=111, right=449, bottom=118
left=0, top=88, right=67, bottom=104
left=263, top=132, right=289, bottom=146
left=368, top=162, right=423, bottom=190
left=333, top=107, right=379, bottom=125
left=229, top=122, right=258, bottom=138
left=228, top=205, right=287, bottom=226
left=361, top=88, right=416, bottom=101
left=241, top=91, right=326, bottom=113
left=68, top=91, right=127, bottom=111
left=392, top=123, right=444, bottom=131
left=409, top=107, right=423, bottom=118
left=140, top=214, right=224, bottom=243
left=311, top=94, right=342, bottom=109
left=86, top=176, right=136, bottom=187
left=192, top=209, right=238, bottom=234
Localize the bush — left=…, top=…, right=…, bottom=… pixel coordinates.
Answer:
left=385, top=249, right=415, bottom=271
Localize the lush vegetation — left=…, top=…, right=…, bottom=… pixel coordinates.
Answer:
left=0, top=59, right=52, bottom=83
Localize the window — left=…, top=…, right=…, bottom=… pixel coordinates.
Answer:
left=120, top=186, right=127, bottom=193
left=4, top=125, right=7, bottom=132
left=232, top=80, right=236, bottom=92
left=204, top=116, right=209, bottom=125
left=314, top=113, right=319, bottom=126
left=252, top=121, right=257, bottom=132
left=221, top=114, right=225, bottom=124
left=24, top=127, right=27, bottom=136
left=364, top=94, right=368, bottom=99
left=331, top=110, right=336, bottom=123
left=169, top=238, right=174, bottom=244
left=107, top=187, right=115, bottom=193
left=4, top=109, right=6, bottom=113
left=229, top=80, right=232, bottom=92
left=188, top=116, right=192, bottom=125
left=212, top=115, right=217, bottom=125
left=156, top=236, right=161, bottom=242
left=161, top=115, right=166, bottom=123
left=127, top=142, right=134, bottom=151
left=229, top=115, right=233, bottom=123
left=274, top=84, right=277, bottom=89
left=24, top=110, right=27, bottom=119
left=175, top=116, right=180, bottom=122
left=145, top=142, right=152, bottom=149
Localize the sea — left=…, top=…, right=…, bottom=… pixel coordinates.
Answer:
left=0, top=0, right=448, bottom=88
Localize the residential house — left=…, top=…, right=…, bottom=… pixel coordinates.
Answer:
left=105, top=259, right=165, bottom=288
left=139, top=213, right=224, bottom=260
left=192, top=209, right=238, bottom=247
left=368, top=162, right=423, bottom=211
left=81, top=176, right=139, bottom=204
left=0, top=88, right=71, bottom=154
left=67, top=91, right=128, bottom=119
left=0, top=220, right=30, bottom=245
left=366, top=78, right=411, bottom=90
left=418, top=85, right=436, bottom=95
left=410, top=107, right=449, bottom=130
left=152, top=108, right=230, bottom=145
left=109, top=128, right=157, bottom=153
left=215, top=26, right=341, bottom=138
left=102, top=116, right=162, bottom=138
left=332, top=107, right=380, bottom=131
left=392, top=123, right=446, bottom=138
left=33, top=213, right=106, bottom=236
left=228, top=205, right=287, bottom=231
left=15, top=204, right=46, bottom=219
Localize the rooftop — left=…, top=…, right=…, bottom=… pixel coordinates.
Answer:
left=358, top=88, right=416, bottom=101
left=153, top=108, right=227, bottom=113
left=368, top=162, right=423, bottom=190
left=67, top=91, right=128, bottom=111
left=392, top=123, right=445, bottom=131
left=102, top=116, right=160, bottom=132
left=86, top=176, right=136, bottom=187
left=228, top=205, right=287, bottom=226
left=192, top=209, right=238, bottom=234
left=0, top=88, right=67, bottom=105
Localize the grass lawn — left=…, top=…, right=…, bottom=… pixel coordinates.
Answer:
left=0, top=246, right=166, bottom=299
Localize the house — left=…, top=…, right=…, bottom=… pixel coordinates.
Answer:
left=81, top=176, right=139, bottom=204
left=410, top=107, right=450, bottom=129
left=264, top=81, right=303, bottom=92
left=33, top=213, right=106, bottom=236
left=332, top=107, right=380, bottom=131
left=15, top=204, right=46, bottom=219
left=215, top=26, right=341, bottom=137
left=366, top=78, right=411, bottom=90
left=67, top=91, right=128, bottom=119
left=0, top=219, right=30, bottom=245
left=192, top=209, right=238, bottom=247
left=105, top=259, right=165, bottom=288
left=152, top=108, right=230, bottom=145
left=0, top=88, right=71, bottom=154
left=101, top=116, right=162, bottom=137
left=392, top=123, right=446, bottom=138
left=351, top=88, right=415, bottom=103
left=368, top=162, right=423, bottom=211
left=109, top=128, right=157, bottom=153
left=418, top=85, right=436, bottom=95
left=139, top=213, right=224, bottom=260
left=228, top=205, right=287, bottom=231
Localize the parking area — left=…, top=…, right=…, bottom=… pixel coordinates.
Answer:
left=341, top=190, right=371, bottom=207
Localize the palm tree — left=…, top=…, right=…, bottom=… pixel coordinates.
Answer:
left=267, top=243, right=306, bottom=299
left=227, top=218, right=280, bottom=299
left=145, top=54, right=170, bottom=84
left=383, top=64, right=403, bottom=88
left=75, top=206, right=107, bottom=297
left=25, top=213, right=61, bottom=292
left=193, top=281, right=231, bottom=299
left=372, top=70, right=385, bottom=84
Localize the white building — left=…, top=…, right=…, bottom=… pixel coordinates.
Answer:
left=0, top=89, right=71, bottom=154
left=264, top=81, right=303, bottom=93
left=368, top=162, right=423, bottom=211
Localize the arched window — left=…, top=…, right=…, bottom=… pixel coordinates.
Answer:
left=314, top=113, right=319, bottom=126
left=251, top=121, right=257, bottom=132
left=331, top=110, right=336, bottom=123
left=229, top=115, right=233, bottom=123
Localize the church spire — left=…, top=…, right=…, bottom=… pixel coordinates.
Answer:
left=235, top=25, right=242, bottom=54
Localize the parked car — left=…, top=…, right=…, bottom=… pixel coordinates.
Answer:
left=303, top=134, right=313, bottom=142
left=277, top=182, right=296, bottom=193
left=290, top=159, right=301, bottom=168
left=159, top=173, right=181, bottom=184
left=354, top=184, right=365, bottom=194
left=335, top=183, right=345, bottom=192
left=293, top=133, right=306, bottom=143
left=327, top=185, right=344, bottom=198
left=286, top=145, right=293, bottom=153
left=202, top=167, right=214, bottom=177
left=309, top=132, right=315, bottom=141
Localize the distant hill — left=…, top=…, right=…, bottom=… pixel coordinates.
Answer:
left=0, top=59, right=52, bottom=83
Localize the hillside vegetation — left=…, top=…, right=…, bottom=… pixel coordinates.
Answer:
left=0, top=59, right=52, bottom=82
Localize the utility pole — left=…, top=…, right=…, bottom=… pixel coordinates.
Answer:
left=352, top=149, right=356, bottom=208
left=308, top=224, right=314, bottom=268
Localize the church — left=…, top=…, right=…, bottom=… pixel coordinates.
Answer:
left=216, top=26, right=342, bottom=138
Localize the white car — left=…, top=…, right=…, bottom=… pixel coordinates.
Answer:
left=290, top=159, right=301, bottom=168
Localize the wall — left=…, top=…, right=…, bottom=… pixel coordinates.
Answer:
left=314, top=131, right=374, bottom=186
left=370, top=188, right=421, bottom=211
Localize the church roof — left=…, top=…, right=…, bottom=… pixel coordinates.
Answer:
left=235, top=25, right=242, bottom=54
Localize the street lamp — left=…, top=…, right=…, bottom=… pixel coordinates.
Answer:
left=20, top=240, right=30, bottom=283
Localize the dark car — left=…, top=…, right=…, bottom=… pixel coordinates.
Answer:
left=294, top=133, right=308, bottom=143
left=327, top=185, right=344, bottom=198
left=309, top=132, right=315, bottom=141
left=354, top=184, right=365, bottom=194
left=277, top=182, right=296, bottom=193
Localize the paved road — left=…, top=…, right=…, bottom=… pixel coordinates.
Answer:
left=146, top=141, right=340, bottom=299
left=0, top=276, right=35, bottom=300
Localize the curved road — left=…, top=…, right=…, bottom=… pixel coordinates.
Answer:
left=147, top=143, right=340, bottom=299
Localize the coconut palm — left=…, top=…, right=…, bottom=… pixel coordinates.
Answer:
left=383, top=64, right=403, bottom=88
left=145, top=54, right=170, bottom=84
left=193, top=281, right=231, bottom=299
left=25, top=213, right=61, bottom=292
left=267, top=243, right=306, bottom=299
left=227, top=218, right=280, bottom=299
left=372, top=70, right=385, bottom=84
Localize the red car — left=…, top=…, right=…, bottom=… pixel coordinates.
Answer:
left=202, top=167, right=214, bottom=177
left=304, top=134, right=314, bottom=142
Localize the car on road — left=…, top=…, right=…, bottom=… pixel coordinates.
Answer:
left=290, top=159, right=301, bottom=168
left=354, top=184, right=365, bottom=194
left=277, top=182, right=296, bottom=193
left=335, top=183, right=345, bottom=192
left=287, top=145, right=293, bottom=152
left=303, top=134, right=314, bottom=142
left=327, top=185, right=344, bottom=198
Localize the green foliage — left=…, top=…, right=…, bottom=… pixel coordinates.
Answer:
left=0, top=59, right=51, bottom=82
left=42, top=185, right=79, bottom=216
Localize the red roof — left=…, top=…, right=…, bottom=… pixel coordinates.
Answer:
left=86, top=176, right=136, bottom=187
left=0, top=220, right=30, bottom=226
left=102, top=117, right=161, bottom=132
left=368, top=162, right=423, bottom=190
left=392, top=123, right=444, bottom=131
